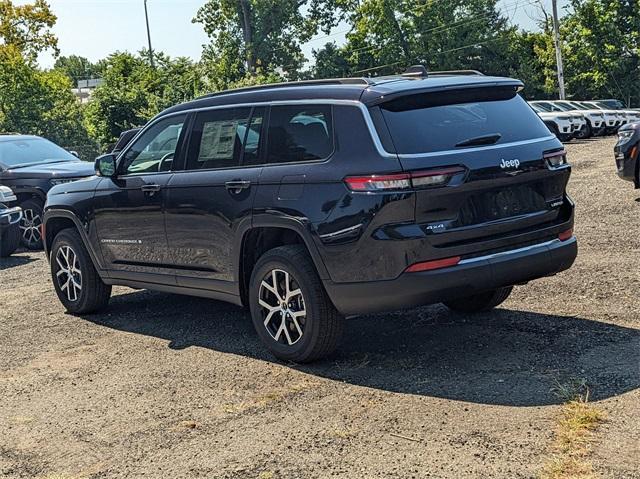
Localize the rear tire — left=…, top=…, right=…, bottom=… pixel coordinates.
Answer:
left=0, top=223, right=20, bottom=257
left=249, top=245, right=344, bottom=362
left=443, top=286, right=513, bottom=313
left=19, top=199, right=44, bottom=250
left=50, top=228, right=111, bottom=314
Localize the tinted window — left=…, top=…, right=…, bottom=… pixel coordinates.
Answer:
left=267, top=105, right=333, bottom=163
left=121, top=115, right=186, bottom=175
left=0, top=138, right=76, bottom=168
left=380, top=90, right=551, bottom=154
left=186, top=107, right=265, bottom=170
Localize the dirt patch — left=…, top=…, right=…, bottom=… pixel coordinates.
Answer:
left=1, top=137, right=638, bottom=478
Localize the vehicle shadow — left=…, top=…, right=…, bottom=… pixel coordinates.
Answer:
left=0, top=254, right=38, bottom=270
left=84, top=289, right=640, bottom=407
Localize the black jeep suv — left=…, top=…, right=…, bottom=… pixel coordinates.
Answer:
left=43, top=69, right=577, bottom=362
left=0, top=135, right=95, bottom=249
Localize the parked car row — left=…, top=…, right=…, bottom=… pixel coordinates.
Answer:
left=528, top=98, right=639, bottom=142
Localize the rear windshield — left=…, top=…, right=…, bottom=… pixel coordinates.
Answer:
left=379, top=87, right=551, bottom=154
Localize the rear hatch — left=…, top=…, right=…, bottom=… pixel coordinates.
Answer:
left=375, top=85, right=570, bottom=251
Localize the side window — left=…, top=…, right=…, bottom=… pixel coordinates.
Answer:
left=120, top=115, right=186, bottom=175
left=267, top=105, right=333, bottom=164
left=186, top=107, right=258, bottom=170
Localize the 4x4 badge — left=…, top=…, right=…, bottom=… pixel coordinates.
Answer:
left=500, top=158, right=521, bottom=169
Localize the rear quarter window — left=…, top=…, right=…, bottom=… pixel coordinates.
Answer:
left=379, top=88, right=551, bottom=154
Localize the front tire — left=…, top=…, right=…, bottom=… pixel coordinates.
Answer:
left=443, top=286, right=513, bottom=313
left=575, top=122, right=591, bottom=139
left=19, top=199, right=44, bottom=250
left=249, top=245, right=344, bottom=362
left=50, top=228, right=111, bottom=314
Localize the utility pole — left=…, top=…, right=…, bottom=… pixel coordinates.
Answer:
left=144, top=0, right=155, bottom=68
left=551, top=0, right=565, bottom=99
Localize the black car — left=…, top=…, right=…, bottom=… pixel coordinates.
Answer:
left=43, top=68, right=577, bottom=362
left=0, top=185, right=22, bottom=257
left=614, top=122, right=640, bottom=188
left=0, top=135, right=95, bottom=250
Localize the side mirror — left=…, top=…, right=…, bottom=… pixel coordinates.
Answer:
left=70, top=150, right=79, bottom=158
left=95, top=154, right=117, bottom=177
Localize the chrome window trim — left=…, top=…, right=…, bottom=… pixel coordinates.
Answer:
left=118, top=99, right=557, bottom=164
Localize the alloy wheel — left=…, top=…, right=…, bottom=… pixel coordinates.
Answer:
left=258, top=268, right=306, bottom=346
left=19, top=208, right=42, bottom=247
left=55, top=245, right=82, bottom=302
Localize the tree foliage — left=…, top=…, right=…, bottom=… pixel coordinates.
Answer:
left=0, top=45, right=95, bottom=158
left=54, top=55, right=103, bottom=85
left=313, top=0, right=515, bottom=77
left=0, top=0, right=58, bottom=61
left=84, top=52, right=205, bottom=149
left=193, top=0, right=348, bottom=89
left=561, top=0, right=639, bottom=105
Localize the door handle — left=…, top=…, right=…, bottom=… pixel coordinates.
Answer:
left=225, top=180, right=251, bottom=193
left=140, top=184, right=161, bottom=193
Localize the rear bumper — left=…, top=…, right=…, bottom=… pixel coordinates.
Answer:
left=325, top=237, right=577, bottom=316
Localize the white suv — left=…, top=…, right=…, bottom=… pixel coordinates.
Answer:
left=586, top=101, right=640, bottom=125
left=529, top=102, right=579, bottom=141
left=550, top=100, right=612, bottom=135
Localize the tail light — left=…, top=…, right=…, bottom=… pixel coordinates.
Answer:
left=405, top=256, right=461, bottom=273
left=345, top=167, right=466, bottom=191
left=558, top=228, right=573, bottom=241
left=544, top=149, right=567, bottom=169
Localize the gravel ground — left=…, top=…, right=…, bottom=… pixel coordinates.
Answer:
left=1, top=136, right=638, bottom=479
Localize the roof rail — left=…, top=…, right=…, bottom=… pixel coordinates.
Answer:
left=429, top=70, right=485, bottom=76
left=196, top=77, right=373, bottom=101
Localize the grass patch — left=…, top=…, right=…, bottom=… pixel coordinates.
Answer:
left=540, top=382, right=606, bottom=479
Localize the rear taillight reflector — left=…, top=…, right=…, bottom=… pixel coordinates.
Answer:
left=405, top=256, right=461, bottom=273
left=558, top=228, right=573, bottom=241
left=344, top=173, right=411, bottom=191
left=410, top=167, right=467, bottom=188
left=544, top=149, right=567, bottom=168
left=344, top=167, right=465, bottom=191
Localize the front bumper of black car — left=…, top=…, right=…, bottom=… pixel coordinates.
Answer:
left=325, top=236, right=578, bottom=316
left=0, top=206, right=22, bottom=228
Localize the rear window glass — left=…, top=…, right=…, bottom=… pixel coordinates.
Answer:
left=379, top=88, right=551, bottom=154
left=267, top=105, right=333, bottom=163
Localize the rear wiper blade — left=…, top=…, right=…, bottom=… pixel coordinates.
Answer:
left=455, top=133, right=502, bottom=148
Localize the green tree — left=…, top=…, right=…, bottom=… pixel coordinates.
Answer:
left=312, top=0, right=515, bottom=77
left=0, top=45, right=96, bottom=158
left=0, top=0, right=58, bottom=61
left=84, top=52, right=205, bottom=149
left=561, top=0, right=639, bottom=105
left=54, top=55, right=100, bottom=85
left=194, top=0, right=348, bottom=89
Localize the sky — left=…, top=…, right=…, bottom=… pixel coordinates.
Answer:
left=28, top=0, right=571, bottom=71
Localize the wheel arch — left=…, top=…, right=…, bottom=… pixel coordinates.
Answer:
left=14, top=187, right=46, bottom=204
left=43, top=209, right=105, bottom=272
left=237, top=220, right=329, bottom=307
